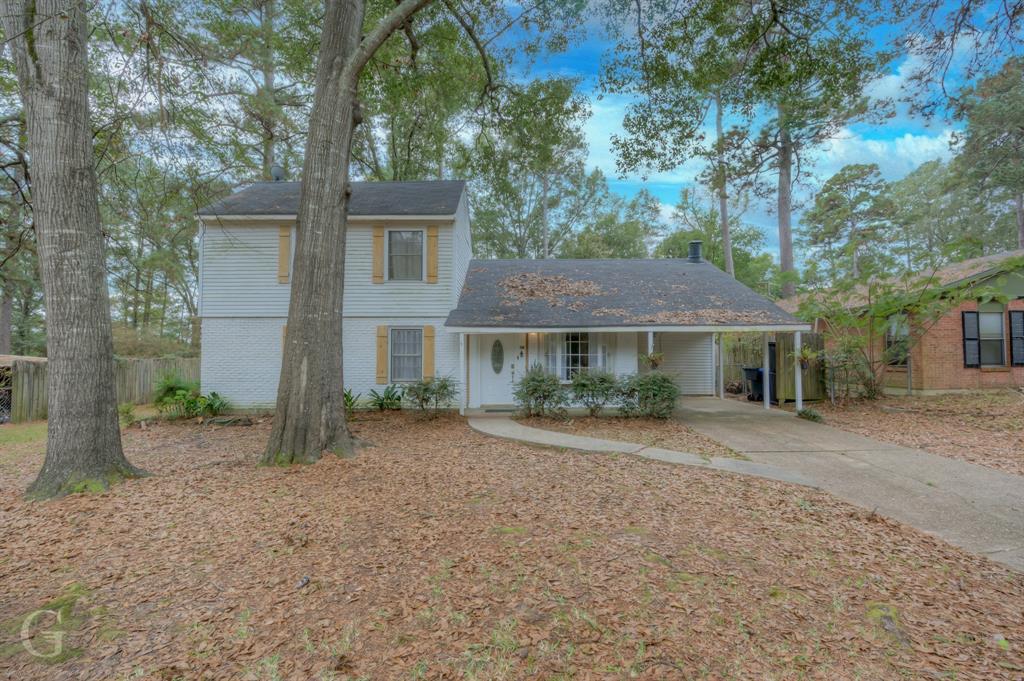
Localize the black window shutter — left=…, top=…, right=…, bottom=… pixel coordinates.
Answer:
left=1010, top=311, right=1024, bottom=366
left=963, top=311, right=980, bottom=368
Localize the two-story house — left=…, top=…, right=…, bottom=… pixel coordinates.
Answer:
left=198, top=180, right=808, bottom=412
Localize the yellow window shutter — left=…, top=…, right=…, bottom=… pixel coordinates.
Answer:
left=426, top=226, right=438, bottom=283
left=277, top=226, right=291, bottom=283
left=423, top=325, right=435, bottom=379
left=376, top=326, right=388, bottom=384
left=372, top=226, right=385, bottom=283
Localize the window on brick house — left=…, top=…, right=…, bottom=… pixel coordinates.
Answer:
left=963, top=305, right=1006, bottom=368
left=884, top=314, right=909, bottom=367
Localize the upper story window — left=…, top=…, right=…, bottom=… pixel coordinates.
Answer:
left=387, top=230, right=424, bottom=281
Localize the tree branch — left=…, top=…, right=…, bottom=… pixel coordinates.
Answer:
left=341, top=0, right=435, bottom=90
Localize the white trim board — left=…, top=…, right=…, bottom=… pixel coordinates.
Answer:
left=200, top=214, right=456, bottom=224
left=445, top=324, right=812, bottom=334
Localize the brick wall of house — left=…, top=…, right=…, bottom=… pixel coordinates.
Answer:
left=816, top=299, right=1024, bottom=393
left=913, top=299, right=1024, bottom=391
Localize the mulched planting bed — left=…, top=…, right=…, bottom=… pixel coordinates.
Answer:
left=517, top=415, right=741, bottom=460
left=807, top=390, right=1024, bottom=477
left=1, top=412, right=1022, bottom=679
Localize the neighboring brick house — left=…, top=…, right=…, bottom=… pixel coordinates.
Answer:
left=780, top=250, right=1024, bottom=394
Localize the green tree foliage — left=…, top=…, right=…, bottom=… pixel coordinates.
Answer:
left=559, top=189, right=663, bottom=259
left=798, top=164, right=895, bottom=282
left=469, top=77, right=595, bottom=258
left=655, top=190, right=776, bottom=293
left=951, top=57, right=1024, bottom=248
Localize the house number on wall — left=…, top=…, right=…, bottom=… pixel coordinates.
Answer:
left=491, top=340, right=504, bottom=374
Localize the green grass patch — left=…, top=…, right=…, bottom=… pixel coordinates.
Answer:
left=0, top=582, right=91, bottom=665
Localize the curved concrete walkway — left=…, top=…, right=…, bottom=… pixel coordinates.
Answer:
left=467, top=415, right=815, bottom=487
left=676, top=397, right=1024, bottom=572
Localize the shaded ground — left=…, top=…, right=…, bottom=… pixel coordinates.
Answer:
left=516, top=415, right=740, bottom=460
left=0, top=413, right=1022, bottom=679
left=805, top=390, right=1024, bottom=476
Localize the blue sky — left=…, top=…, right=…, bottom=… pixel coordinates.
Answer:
left=511, top=23, right=961, bottom=257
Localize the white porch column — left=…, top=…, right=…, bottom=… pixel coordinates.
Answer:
left=794, top=331, right=804, bottom=412
left=762, top=332, right=770, bottom=410
left=717, top=333, right=725, bottom=399
left=646, top=330, right=654, bottom=355
left=459, top=332, right=467, bottom=415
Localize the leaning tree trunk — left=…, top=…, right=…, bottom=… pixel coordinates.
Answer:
left=714, top=91, right=734, bottom=277
left=776, top=109, right=796, bottom=299
left=0, top=0, right=143, bottom=497
left=263, top=0, right=432, bottom=465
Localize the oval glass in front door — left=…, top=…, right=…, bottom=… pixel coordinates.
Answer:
left=491, top=339, right=504, bottom=374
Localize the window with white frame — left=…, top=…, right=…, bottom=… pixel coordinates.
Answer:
left=979, top=310, right=1005, bottom=366
left=390, top=328, right=422, bottom=381
left=542, top=332, right=612, bottom=381
left=387, top=230, right=424, bottom=281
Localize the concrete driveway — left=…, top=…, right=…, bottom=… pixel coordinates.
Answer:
left=677, top=397, right=1024, bottom=572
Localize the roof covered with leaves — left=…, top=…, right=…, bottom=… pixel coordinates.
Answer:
left=777, top=249, right=1024, bottom=315
left=445, top=259, right=802, bottom=329
left=197, top=180, right=466, bottom=217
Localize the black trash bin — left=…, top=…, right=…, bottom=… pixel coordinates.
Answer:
left=742, top=367, right=763, bottom=402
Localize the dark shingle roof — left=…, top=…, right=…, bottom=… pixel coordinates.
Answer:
left=445, top=259, right=803, bottom=329
left=197, top=180, right=466, bottom=217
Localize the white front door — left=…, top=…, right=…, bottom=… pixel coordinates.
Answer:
left=479, top=334, right=523, bottom=406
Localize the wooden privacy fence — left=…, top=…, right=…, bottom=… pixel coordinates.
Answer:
left=7, top=357, right=199, bottom=423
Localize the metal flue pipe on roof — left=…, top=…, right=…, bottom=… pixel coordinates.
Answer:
left=688, top=240, right=703, bottom=263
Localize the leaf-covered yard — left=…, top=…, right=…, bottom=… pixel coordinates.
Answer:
left=516, top=416, right=741, bottom=460
left=1, top=414, right=1022, bottom=679
left=808, top=390, right=1024, bottom=476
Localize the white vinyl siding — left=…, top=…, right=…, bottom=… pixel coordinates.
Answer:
left=200, top=221, right=457, bottom=318
left=201, top=316, right=459, bottom=408
left=656, top=332, right=714, bottom=395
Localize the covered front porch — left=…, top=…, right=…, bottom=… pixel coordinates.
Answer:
left=453, top=327, right=812, bottom=413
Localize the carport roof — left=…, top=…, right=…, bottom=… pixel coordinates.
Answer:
left=445, top=259, right=807, bottom=331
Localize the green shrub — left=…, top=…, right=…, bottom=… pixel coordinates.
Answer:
left=368, top=385, right=402, bottom=411
left=797, top=408, right=823, bottom=422
left=617, top=372, right=680, bottom=419
left=402, top=376, right=458, bottom=417
left=570, top=370, right=619, bottom=416
left=118, top=402, right=137, bottom=426
left=513, top=364, right=569, bottom=417
left=344, top=388, right=361, bottom=416
left=157, top=388, right=230, bottom=419
left=153, top=372, right=199, bottom=405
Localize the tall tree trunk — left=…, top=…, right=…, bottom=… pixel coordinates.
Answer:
left=541, top=173, right=549, bottom=259
left=1016, top=192, right=1024, bottom=250
left=0, top=0, right=143, bottom=497
left=714, top=91, right=734, bottom=277
left=0, top=275, right=12, bottom=355
left=260, top=0, right=277, bottom=179
left=776, top=109, right=796, bottom=299
left=264, top=0, right=432, bottom=465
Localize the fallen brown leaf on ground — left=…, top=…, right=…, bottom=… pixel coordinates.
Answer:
left=0, top=413, right=1021, bottom=680
left=808, top=390, right=1024, bottom=476
left=517, top=415, right=742, bottom=460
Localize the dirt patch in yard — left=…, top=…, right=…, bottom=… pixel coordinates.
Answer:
left=1, top=413, right=1022, bottom=679
left=517, top=415, right=742, bottom=460
left=807, top=390, right=1024, bottom=476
